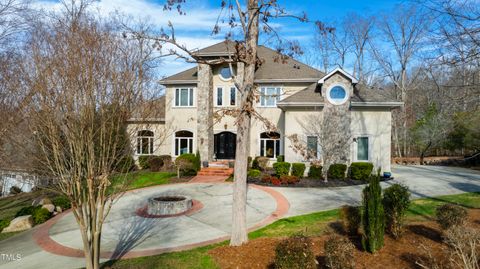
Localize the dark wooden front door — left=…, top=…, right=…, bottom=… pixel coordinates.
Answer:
left=214, top=132, right=236, bottom=159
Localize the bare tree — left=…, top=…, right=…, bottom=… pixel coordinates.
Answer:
left=21, top=1, right=159, bottom=268
left=369, top=4, right=430, bottom=157
left=128, top=0, right=313, bottom=246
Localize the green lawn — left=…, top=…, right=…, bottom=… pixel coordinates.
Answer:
left=105, top=192, right=480, bottom=269
left=109, top=171, right=177, bottom=192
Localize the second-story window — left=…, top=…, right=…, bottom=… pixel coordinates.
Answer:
left=217, top=87, right=223, bottom=106
left=260, top=87, right=281, bottom=107
left=230, top=87, right=236, bottom=106
left=175, top=88, right=194, bottom=107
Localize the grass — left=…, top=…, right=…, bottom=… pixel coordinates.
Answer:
left=109, top=171, right=177, bottom=192
left=0, top=190, right=58, bottom=221
left=104, top=191, right=480, bottom=269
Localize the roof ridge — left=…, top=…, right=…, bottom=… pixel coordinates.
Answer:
left=257, top=45, right=324, bottom=76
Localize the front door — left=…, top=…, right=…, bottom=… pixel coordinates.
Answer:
left=214, top=132, right=236, bottom=159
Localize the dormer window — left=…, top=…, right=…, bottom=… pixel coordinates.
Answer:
left=326, top=85, right=348, bottom=105
left=219, top=67, right=232, bottom=81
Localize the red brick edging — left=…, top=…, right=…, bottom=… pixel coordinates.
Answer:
left=32, top=183, right=290, bottom=259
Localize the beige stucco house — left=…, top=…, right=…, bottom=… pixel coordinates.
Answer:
left=127, top=41, right=402, bottom=173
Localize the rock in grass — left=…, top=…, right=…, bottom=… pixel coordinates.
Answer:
left=2, top=215, right=33, bottom=233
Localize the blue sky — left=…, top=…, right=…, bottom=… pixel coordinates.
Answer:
left=37, top=0, right=405, bottom=77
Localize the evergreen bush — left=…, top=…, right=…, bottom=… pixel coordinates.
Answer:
left=308, top=165, right=322, bottom=179
left=274, top=234, right=316, bottom=269
left=361, top=172, right=385, bottom=253
left=273, top=162, right=291, bottom=176
left=383, top=184, right=410, bottom=238
left=291, top=163, right=306, bottom=177
left=350, top=162, right=374, bottom=181
left=328, top=164, right=347, bottom=179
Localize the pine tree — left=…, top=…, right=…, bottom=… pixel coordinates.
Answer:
left=362, top=171, right=385, bottom=253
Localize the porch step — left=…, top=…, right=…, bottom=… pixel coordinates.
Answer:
left=197, top=167, right=233, bottom=177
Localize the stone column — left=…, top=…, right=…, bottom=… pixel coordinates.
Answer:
left=197, top=63, right=214, bottom=162
left=321, top=73, right=352, bottom=178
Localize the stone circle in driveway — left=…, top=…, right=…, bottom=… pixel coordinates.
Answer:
left=35, top=183, right=286, bottom=259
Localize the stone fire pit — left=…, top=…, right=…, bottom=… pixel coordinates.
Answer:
left=147, top=195, right=193, bottom=216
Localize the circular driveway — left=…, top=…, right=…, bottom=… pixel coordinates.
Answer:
left=35, top=183, right=287, bottom=259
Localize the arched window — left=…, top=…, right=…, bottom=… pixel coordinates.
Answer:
left=175, top=130, right=194, bottom=156
left=260, top=132, right=281, bottom=158
left=136, top=130, right=154, bottom=155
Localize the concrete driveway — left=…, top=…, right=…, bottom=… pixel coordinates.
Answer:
left=275, top=165, right=480, bottom=217
left=1, top=165, right=479, bottom=269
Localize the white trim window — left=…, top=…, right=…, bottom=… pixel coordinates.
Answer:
left=175, top=130, right=194, bottom=156
left=306, top=135, right=319, bottom=159
left=215, top=86, right=237, bottom=107
left=356, top=136, right=369, bottom=161
left=260, top=132, right=281, bottom=158
left=326, top=85, right=348, bottom=105
left=260, top=87, right=281, bottom=107
left=175, top=88, right=194, bottom=107
left=136, top=130, right=154, bottom=155
left=219, top=66, right=233, bottom=81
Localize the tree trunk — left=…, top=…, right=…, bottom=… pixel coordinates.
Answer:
left=231, top=0, right=258, bottom=246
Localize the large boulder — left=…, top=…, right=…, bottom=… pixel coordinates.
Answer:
left=32, top=197, right=52, bottom=207
left=42, top=204, right=55, bottom=213
left=55, top=206, right=62, bottom=213
left=2, top=215, right=33, bottom=233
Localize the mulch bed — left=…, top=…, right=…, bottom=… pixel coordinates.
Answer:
left=248, top=177, right=393, bottom=188
left=209, top=209, right=480, bottom=269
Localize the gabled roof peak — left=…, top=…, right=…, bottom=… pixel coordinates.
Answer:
left=318, top=67, right=358, bottom=84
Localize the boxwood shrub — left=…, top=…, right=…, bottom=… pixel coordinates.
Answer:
left=274, top=234, right=316, bottom=269
left=308, top=165, right=322, bottom=179
left=291, top=163, right=306, bottom=178
left=247, top=169, right=262, bottom=179
left=138, top=155, right=150, bottom=169
left=252, top=156, right=269, bottom=171
left=175, top=153, right=199, bottom=176
left=53, top=196, right=72, bottom=210
left=273, top=162, right=291, bottom=177
left=15, top=206, right=39, bottom=218
left=350, top=162, right=374, bottom=181
left=32, top=208, right=52, bottom=225
left=276, top=155, right=285, bottom=162
left=328, top=163, right=347, bottom=180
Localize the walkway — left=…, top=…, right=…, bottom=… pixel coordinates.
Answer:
left=0, top=165, right=479, bottom=269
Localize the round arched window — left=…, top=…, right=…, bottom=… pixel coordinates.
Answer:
left=219, top=67, right=232, bottom=80
left=327, top=85, right=348, bottom=105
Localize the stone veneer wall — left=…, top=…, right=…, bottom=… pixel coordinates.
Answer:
left=197, top=64, right=214, bottom=162
left=320, top=73, right=352, bottom=177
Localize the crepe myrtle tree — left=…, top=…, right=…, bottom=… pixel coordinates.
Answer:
left=23, top=1, right=161, bottom=268
left=126, top=0, right=329, bottom=246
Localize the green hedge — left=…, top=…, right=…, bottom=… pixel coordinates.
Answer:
left=350, top=162, right=374, bottom=181
left=273, top=162, right=291, bottom=177
left=175, top=153, right=199, bottom=176
left=138, top=156, right=150, bottom=169
left=0, top=219, right=11, bottom=233
left=291, top=163, right=306, bottom=178
left=252, top=156, right=269, bottom=171
left=247, top=169, right=262, bottom=179
left=53, top=196, right=71, bottom=210
left=308, top=165, right=322, bottom=179
left=362, top=173, right=385, bottom=253
left=276, top=155, right=285, bottom=162
left=15, top=206, right=39, bottom=218
left=115, top=154, right=136, bottom=173
left=32, top=208, right=52, bottom=225
left=328, top=164, right=347, bottom=180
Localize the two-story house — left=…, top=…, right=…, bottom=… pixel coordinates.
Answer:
left=128, top=41, right=402, bottom=173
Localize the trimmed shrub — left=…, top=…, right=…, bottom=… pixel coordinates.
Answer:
left=276, top=155, right=285, bottom=162
left=0, top=219, right=11, bottom=233
left=252, top=156, right=269, bottom=171
left=32, top=207, right=52, bottom=225
left=274, top=234, right=316, bottom=269
left=350, top=162, right=374, bottom=181
left=273, top=162, right=291, bottom=177
left=159, top=155, right=173, bottom=169
left=291, top=163, right=306, bottom=177
left=328, top=164, right=347, bottom=180
left=115, top=154, right=136, bottom=173
left=10, top=186, right=22, bottom=195
left=383, top=184, right=410, bottom=238
left=324, top=235, right=356, bottom=269
left=194, top=150, right=201, bottom=171
left=262, top=175, right=281, bottom=186
left=279, top=175, right=299, bottom=185
left=247, top=169, right=262, bottom=179
left=15, top=206, right=38, bottom=217
left=53, top=196, right=72, bottom=210
left=340, top=205, right=361, bottom=235
left=435, top=204, right=467, bottom=230
left=361, top=173, right=385, bottom=253
left=147, top=156, right=164, bottom=172
left=308, top=165, right=322, bottom=179
left=138, top=155, right=150, bottom=169
left=247, top=156, right=253, bottom=168
left=175, top=153, right=198, bottom=176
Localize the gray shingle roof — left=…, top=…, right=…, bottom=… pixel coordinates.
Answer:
left=279, top=83, right=400, bottom=105
left=161, top=41, right=323, bottom=84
